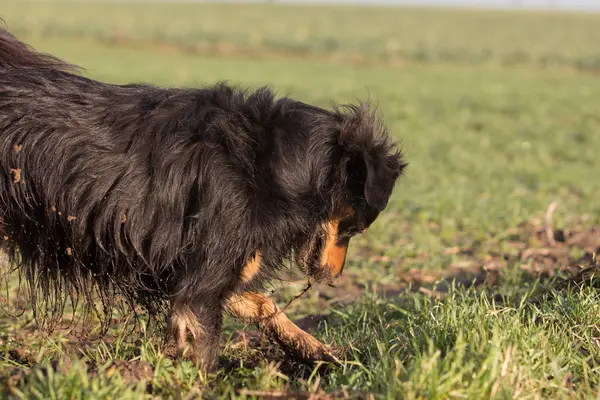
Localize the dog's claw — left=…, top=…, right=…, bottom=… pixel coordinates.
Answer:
left=319, top=348, right=343, bottom=366
left=279, top=330, right=343, bottom=367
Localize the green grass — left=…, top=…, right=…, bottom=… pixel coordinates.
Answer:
left=2, top=2, right=600, bottom=399
left=4, top=1, right=600, bottom=69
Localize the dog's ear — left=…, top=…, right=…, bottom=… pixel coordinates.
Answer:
left=344, top=150, right=404, bottom=212
left=362, top=152, right=404, bottom=211
left=337, top=104, right=406, bottom=212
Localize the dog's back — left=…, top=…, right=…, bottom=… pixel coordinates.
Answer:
left=0, top=27, right=305, bottom=319
left=0, top=27, right=76, bottom=71
left=0, top=28, right=260, bottom=320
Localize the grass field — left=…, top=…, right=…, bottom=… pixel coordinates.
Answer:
left=2, top=1, right=600, bottom=399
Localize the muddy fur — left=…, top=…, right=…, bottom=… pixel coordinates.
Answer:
left=0, top=26, right=406, bottom=369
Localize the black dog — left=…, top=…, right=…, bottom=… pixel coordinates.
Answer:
left=0, top=27, right=406, bottom=371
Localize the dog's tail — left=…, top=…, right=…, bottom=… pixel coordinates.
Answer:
left=0, top=25, right=77, bottom=71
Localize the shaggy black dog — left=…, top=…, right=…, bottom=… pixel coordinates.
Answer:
left=0, top=27, right=406, bottom=371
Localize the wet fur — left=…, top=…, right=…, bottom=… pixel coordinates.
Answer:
left=0, top=27, right=406, bottom=368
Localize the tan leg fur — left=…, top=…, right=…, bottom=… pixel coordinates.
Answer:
left=225, top=292, right=340, bottom=364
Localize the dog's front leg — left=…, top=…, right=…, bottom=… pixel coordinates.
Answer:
left=225, top=292, right=340, bottom=365
left=170, top=297, right=223, bottom=373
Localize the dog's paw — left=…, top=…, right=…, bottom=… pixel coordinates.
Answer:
left=280, top=330, right=343, bottom=367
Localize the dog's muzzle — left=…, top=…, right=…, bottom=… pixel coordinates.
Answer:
left=301, top=232, right=349, bottom=286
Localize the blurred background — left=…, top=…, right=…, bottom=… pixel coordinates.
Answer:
left=2, top=1, right=600, bottom=397
left=2, top=0, right=600, bottom=320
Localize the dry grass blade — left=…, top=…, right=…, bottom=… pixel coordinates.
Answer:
left=544, top=201, right=558, bottom=247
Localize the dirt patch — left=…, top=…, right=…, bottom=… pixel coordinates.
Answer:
left=401, top=219, right=600, bottom=298
left=295, top=314, right=330, bottom=333
left=236, top=388, right=354, bottom=400
left=6, top=348, right=34, bottom=366
left=290, top=218, right=600, bottom=307
left=105, top=359, right=153, bottom=383
left=223, top=328, right=343, bottom=380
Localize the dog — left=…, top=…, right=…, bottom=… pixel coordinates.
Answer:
left=0, top=26, right=407, bottom=372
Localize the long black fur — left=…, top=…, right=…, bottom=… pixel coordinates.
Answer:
left=0, top=27, right=406, bottom=342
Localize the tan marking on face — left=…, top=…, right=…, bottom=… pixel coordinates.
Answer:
left=240, top=251, right=262, bottom=283
left=225, top=292, right=339, bottom=363
left=319, top=218, right=349, bottom=280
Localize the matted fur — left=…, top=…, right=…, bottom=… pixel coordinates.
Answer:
left=0, top=26, right=406, bottom=365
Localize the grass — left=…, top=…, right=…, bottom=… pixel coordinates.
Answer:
left=4, top=1, right=600, bottom=70
left=1, top=1, right=600, bottom=398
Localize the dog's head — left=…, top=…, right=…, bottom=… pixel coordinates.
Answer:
left=295, top=102, right=407, bottom=285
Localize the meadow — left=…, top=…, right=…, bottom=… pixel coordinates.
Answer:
left=1, top=1, right=600, bottom=398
